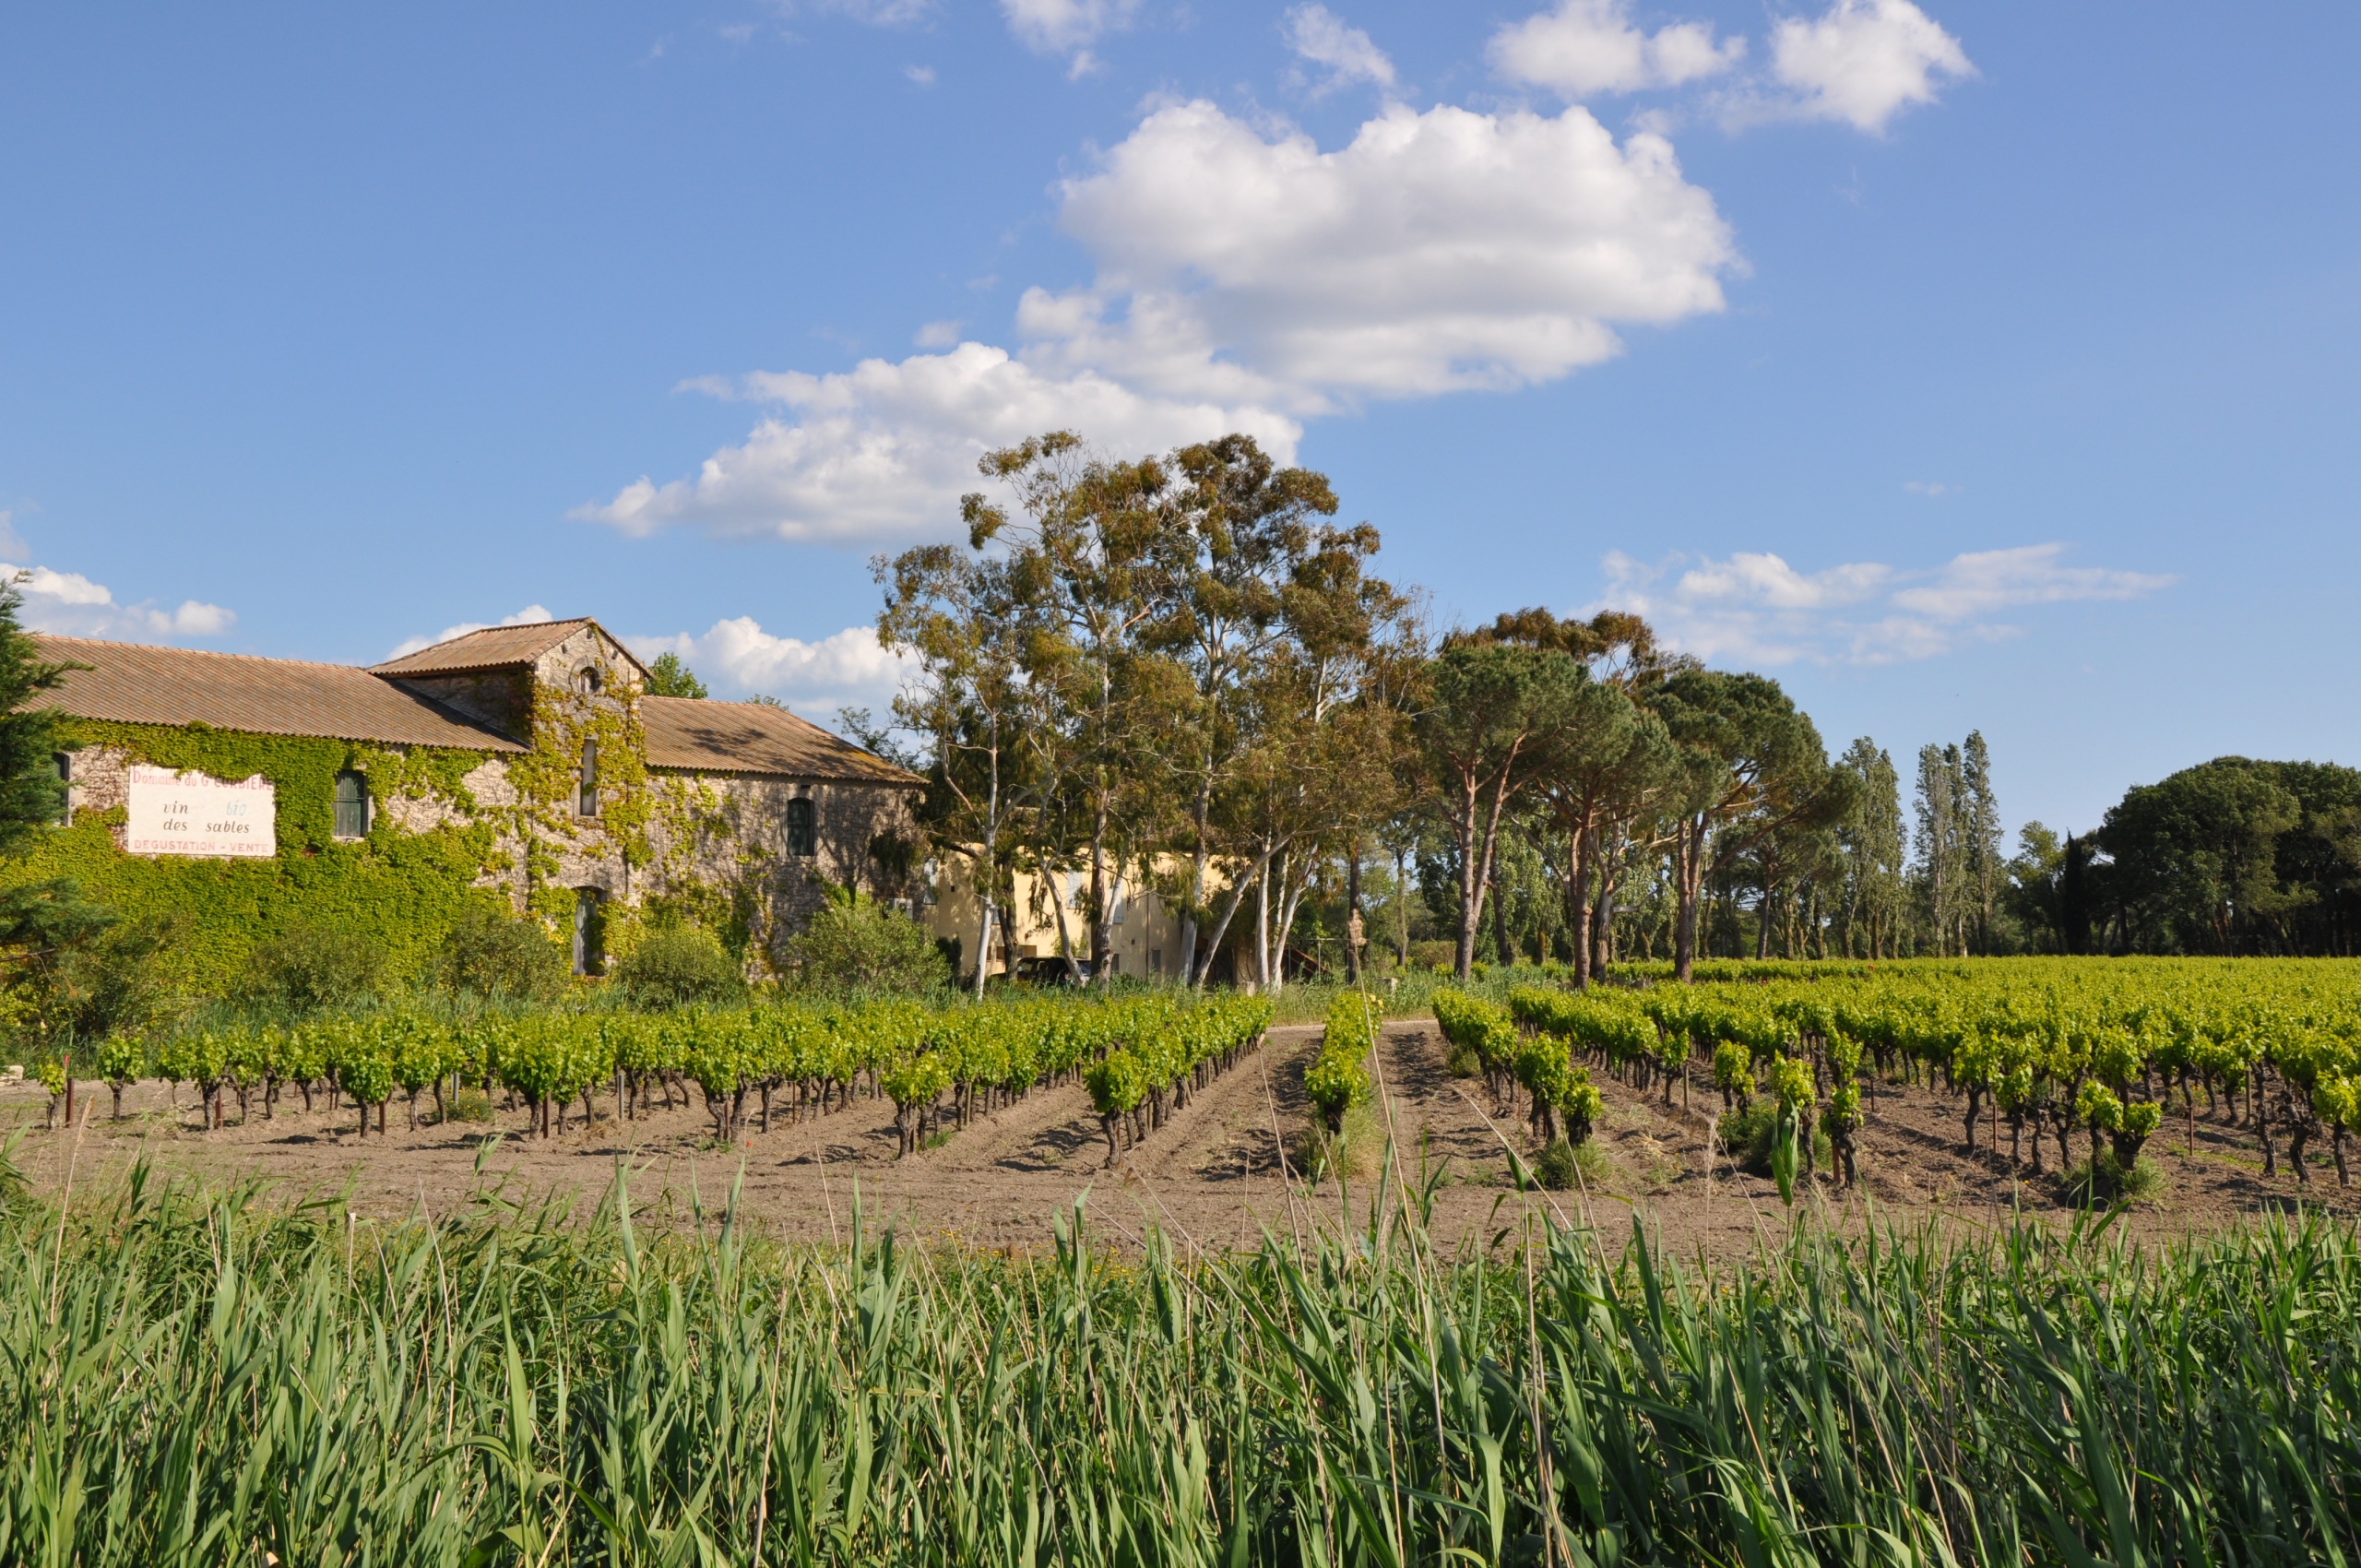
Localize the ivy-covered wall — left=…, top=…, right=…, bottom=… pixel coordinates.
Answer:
left=16, top=720, right=504, bottom=996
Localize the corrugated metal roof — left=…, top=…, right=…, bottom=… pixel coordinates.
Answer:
left=35, top=636, right=524, bottom=751
left=370, top=618, right=649, bottom=678
left=642, top=695, right=920, bottom=784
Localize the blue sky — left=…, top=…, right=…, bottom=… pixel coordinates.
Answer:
left=5, top=2, right=2355, bottom=840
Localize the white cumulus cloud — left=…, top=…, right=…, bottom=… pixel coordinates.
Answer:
left=1284, top=5, right=1397, bottom=98
left=1001, top=0, right=1136, bottom=72
left=628, top=619, right=916, bottom=723
left=1596, top=544, right=2170, bottom=666
left=5, top=557, right=235, bottom=643
left=575, top=343, right=1300, bottom=544
left=577, top=98, right=1733, bottom=545
left=1489, top=0, right=1743, bottom=99
left=1041, top=98, right=1736, bottom=403
left=386, top=604, right=555, bottom=661
left=1759, top=0, right=1972, bottom=133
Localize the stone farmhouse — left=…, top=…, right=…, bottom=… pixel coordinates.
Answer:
left=37, top=619, right=921, bottom=979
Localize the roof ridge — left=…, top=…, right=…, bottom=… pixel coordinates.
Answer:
left=36, top=633, right=386, bottom=676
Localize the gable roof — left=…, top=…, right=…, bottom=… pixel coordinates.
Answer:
left=370, top=618, right=650, bottom=680
left=642, top=695, right=919, bottom=784
left=34, top=636, right=524, bottom=752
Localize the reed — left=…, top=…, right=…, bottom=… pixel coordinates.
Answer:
left=1, top=1156, right=2355, bottom=1564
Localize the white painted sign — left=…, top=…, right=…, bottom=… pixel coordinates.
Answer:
left=124, top=765, right=276, bottom=858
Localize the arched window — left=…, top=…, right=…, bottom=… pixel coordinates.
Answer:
left=575, top=666, right=602, bottom=695
left=577, top=739, right=599, bottom=817
left=785, top=796, right=815, bottom=857
left=332, top=770, right=370, bottom=839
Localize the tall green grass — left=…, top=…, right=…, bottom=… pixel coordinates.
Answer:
left=1, top=1150, right=2355, bottom=1564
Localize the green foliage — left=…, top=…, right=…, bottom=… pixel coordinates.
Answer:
left=1303, top=993, right=1379, bottom=1133
left=0, top=579, right=78, bottom=856
left=880, top=1051, right=952, bottom=1112
left=786, top=887, right=946, bottom=992
left=1531, top=1137, right=1578, bottom=1191
left=615, top=924, right=743, bottom=1009
left=434, top=899, right=568, bottom=1001
left=9, top=721, right=497, bottom=997
left=1718, top=1099, right=1780, bottom=1175
left=241, top=922, right=387, bottom=1013
left=643, top=652, right=709, bottom=699
left=6, top=1173, right=2359, bottom=1564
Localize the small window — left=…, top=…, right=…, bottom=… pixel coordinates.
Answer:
left=1150, top=948, right=1163, bottom=976
left=332, top=770, right=370, bottom=839
left=575, top=666, right=602, bottom=695
left=572, top=886, right=606, bottom=976
left=577, top=740, right=599, bottom=817
left=785, top=796, right=815, bottom=857
left=53, top=753, right=71, bottom=826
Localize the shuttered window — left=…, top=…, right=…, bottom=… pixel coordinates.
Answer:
left=333, top=770, right=370, bottom=839
left=786, top=797, right=815, bottom=857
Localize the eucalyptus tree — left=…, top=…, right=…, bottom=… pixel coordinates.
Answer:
left=1646, top=669, right=1848, bottom=982
left=963, top=433, right=1174, bottom=981
left=875, top=522, right=1042, bottom=997
left=1135, top=436, right=1336, bottom=985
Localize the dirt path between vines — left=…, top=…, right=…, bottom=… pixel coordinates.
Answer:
left=6, top=1017, right=2353, bottom=1261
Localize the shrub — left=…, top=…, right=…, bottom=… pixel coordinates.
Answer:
left=617, top=925, right=743, bottom=1009
left=1406, top=939, right=1454, bottom=971
left=1532, top=1139, right=1578, bottom=1191
left=786, top=889, right=946, bottom=992
left=1303, top=1100, right=1385, bottom=1182
left=435, top=901, right=568, bottom=1001
left=241, top=923, right=386, bottom=1013
left=1718, top=1099, right=1779, bottom=1176
left=2062, top=1148, right=2167, bottom=1206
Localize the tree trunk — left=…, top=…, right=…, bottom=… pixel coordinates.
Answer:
left=1193, top=845, right=1276, bottom=990
left=1673, top=815, right=1708, bottom=984
left=1344, top=844, right=1363, bottom=984
left=1088, top=778, right=1111, bottom=985
left=1457, top=757, right=1522, bottom=980
left=1569, top=827, right=1593, bottom=987
left=1490, top=861, right=1513, bottom=969
left=1253, top=856, right=1272, bottom=992
left=1393, top=842, right=1412, bottom=968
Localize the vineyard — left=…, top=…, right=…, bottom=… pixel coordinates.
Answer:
left=1421, top=956, right=2361, bottom=1201
left=32, top=991, right=1272, bottom=1162
left=16, top=957, right=2361, bottom=1219
left=4, top=960, right=2361, bottom=1561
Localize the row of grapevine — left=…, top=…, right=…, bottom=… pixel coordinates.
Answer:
left=62, top=992, right=1274, bottom=1158
left=1079, top=993, right=1273, bottom=1163
left=1303, top=993, right=1382, bottom=1134
left=1499, top=956, right=2361, bottom=1190
left=1437, top=990, right=1607, bottom=1148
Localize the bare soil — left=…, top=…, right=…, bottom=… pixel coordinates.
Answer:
left=6, top=1020, right=2354, bottom=1260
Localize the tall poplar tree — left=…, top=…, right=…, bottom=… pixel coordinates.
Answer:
left=1833, top=738, right=1906, bottom=957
